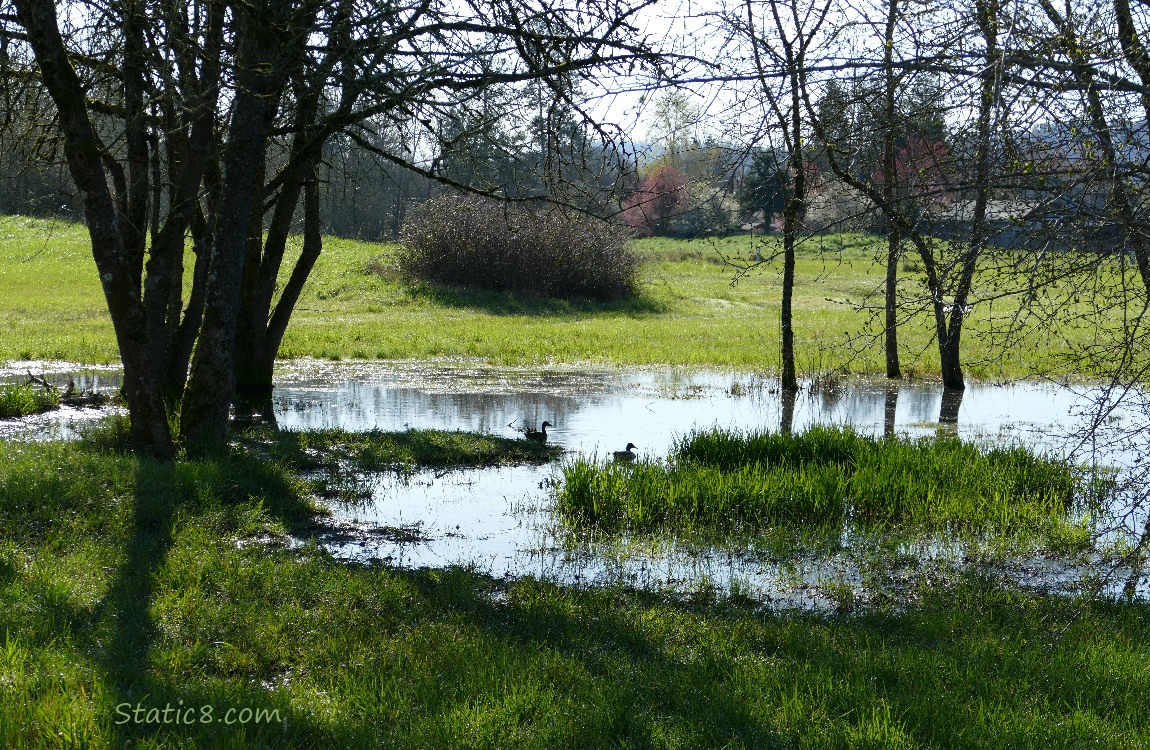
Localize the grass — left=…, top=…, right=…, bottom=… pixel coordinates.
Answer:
left=0, top=382, right=59, bottom=419
left=556, top=427, right=1089, bottom=544
left=0, top=214, right=1134, bottom=379
left=1, top=428, right=1149, bottom=748
left=240, top=426, right=560, bottom=472
left=237, top=426, right=562, bottom=501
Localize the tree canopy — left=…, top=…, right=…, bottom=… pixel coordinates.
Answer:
left=0, top=0, right=670, bottom=457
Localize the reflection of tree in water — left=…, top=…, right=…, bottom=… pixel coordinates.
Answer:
left=939, top=387, right=963, bottom=425
left=274, top=381, right=586, bottom=434
left=781, top=388, right=797, bottom=435
left=815, top=380, right=844, bottom=412
left=884, top=386, right=899, bottom=437
left=934, top=392, right=962, bottom=439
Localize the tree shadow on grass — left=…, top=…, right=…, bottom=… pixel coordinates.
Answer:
left=372, top=566, right=1150, bottom=749
left=403, top=281, right=669, bottom=318
left=94, top=454, right=400, bottom=747
left=11, top=431, right=1148, bottom=746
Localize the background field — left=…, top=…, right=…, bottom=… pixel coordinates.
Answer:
left=0, top=215, right=1112, bottom=379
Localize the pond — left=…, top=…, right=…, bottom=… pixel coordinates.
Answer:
left=269, top=360, right=1149, bottom=608
left=4, top=358, right=1147, bottom=608
left=0, top=361, right=124, bottom=440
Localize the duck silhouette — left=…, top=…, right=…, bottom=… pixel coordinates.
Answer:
left=612, top=442, right=637, bottom=462
left=522, top=421, right=552, bottom=444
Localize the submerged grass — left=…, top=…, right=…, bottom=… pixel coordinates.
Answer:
left=1, top=428, right=1148, bottom=748
left=240, top=425, right=560, bottom=472
left=557, top=427, right=1085, bottom=541
left=237, top=426, right=563, bottom=501
left=0, top=382, right=59, bottom=419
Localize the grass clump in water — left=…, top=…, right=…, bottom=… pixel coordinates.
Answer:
left=0, top=383, right=59, bottom=419
left=559, top=458, right=848, bottom=531
left=557, top=426, right=1084, bottom=537
left=241, top=426, right=561, bottom=472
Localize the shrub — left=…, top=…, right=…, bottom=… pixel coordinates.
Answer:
left=397, top=195, right=639, bottom=300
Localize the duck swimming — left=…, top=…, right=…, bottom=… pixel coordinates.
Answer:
left=612, top=443, right=637, bottom=462
left=523, top=421, right=552, bottom=444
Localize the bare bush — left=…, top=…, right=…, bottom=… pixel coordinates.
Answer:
left=398, top=195, right=640, bottom=301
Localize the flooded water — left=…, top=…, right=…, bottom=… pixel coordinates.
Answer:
left=0, top=361, right=124, bottom=440
left=4, top=358, right=1147, bottom=607
left=270, top=360, right=1149, bottom=607
left=271, top=360, right=1098, bottom=457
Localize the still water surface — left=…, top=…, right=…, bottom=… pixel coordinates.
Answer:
left=4, top=359, right=1145, bottom=606
left=270, top=360, right=1146, bottom=606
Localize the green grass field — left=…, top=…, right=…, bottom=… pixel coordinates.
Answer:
left=1, top=432, right=1147, bottom=749
left=0, top=215, right=1120, bottom=379
left=3, top=214, right=1147, bottom=748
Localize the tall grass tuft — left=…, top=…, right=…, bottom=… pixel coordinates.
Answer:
left=557, top=427, right=1086, bottom=536
left=397, top=194, right=639, bottom=301
left=0, top=383, right=59, bottom=419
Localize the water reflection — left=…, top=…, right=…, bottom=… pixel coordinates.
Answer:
left=266, top=360, right=1147, bottom=606
left=780, top=387, right=797, bottom=434
left=270, top=360, right=1095, bottom=456
left=0, top=363, right=124, bottom=440
left=939, top=387, right=964, bottom=424
left=884, top=386, right=899, bottom=437
left=4, top=358, right=1146, bottom=606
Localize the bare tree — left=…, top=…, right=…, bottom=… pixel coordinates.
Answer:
left=0, top=0, right=671, bottom=456
left=724, top=0, right=835, bottom=392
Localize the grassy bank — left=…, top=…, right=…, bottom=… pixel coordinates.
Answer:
left=557, top=428, right=1090, bottom=546
left=0, top=383, right=59, bottom=419
left=0, top=215, right=1125, bottom=379
left=242, top=426, right=559, bottom=472
left=1, top=430, right=1148, bottom=748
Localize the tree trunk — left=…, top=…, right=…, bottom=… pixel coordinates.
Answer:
left=935, top=0, right=1000, bottom=394
left=263, top=170, right=325, bottom=381
left=181, top=3, right=286, bottom=455
left=781, top=73, right=804, bottom=394
left=885, top=229, right=902, bottom=379
left=780, top=220, right=798, bottom=392
left=882, top=0, right=902, bottom=380
left=939, top=326, right=965, bottom=391
left=234, top=154, right=317, bottom=394
left=14, top=0, right=174, bottom=459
